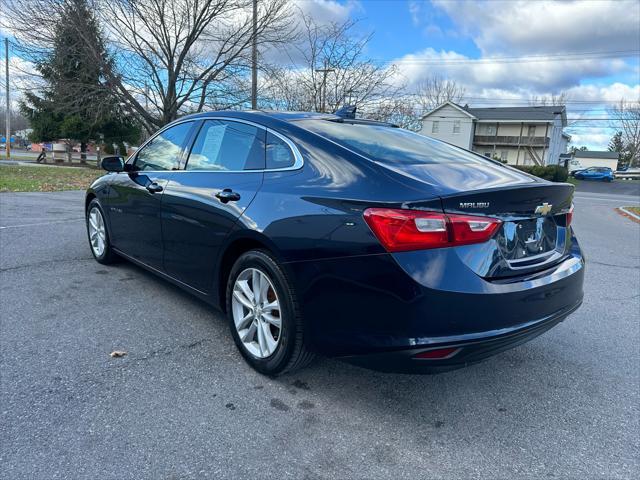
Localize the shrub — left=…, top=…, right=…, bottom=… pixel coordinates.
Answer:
left=512, top=165, right=568, bottom=182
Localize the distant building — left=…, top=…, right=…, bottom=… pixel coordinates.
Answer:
left=420, top=102, right=568, bottom=166
left=569, top=150, right=619, bottom=172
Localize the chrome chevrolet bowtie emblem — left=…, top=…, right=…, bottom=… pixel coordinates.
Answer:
left=534, top=203, right=553, bottom=215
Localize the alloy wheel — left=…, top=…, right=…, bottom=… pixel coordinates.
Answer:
left=88, top=206, right=107, bottom=257
left=232, top=268, right=282, bottom=358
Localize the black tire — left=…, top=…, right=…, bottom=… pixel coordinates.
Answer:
left=226, top=249, right=315, bottom=376
left=86, top=198, right=118, bottom=265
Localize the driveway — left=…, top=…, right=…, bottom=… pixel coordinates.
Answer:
left=1, top=190, right=639, bottom=479
left=573, top=177, right=640, bottom=196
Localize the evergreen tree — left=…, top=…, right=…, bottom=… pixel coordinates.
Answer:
left=569, top=145, right=588, bottom=154
left=21, top=0, right=140, bottom=159
left=608, top=131, right=631, bottom=166
left=608, top=131, right=625, bottom=153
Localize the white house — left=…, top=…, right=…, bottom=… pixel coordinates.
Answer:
left=420, top=102, right=568, bottom=166
left=569, top=150, right=619, bottom=172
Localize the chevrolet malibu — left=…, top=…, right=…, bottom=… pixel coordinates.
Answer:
left=85, top=111, right=584, bottom=375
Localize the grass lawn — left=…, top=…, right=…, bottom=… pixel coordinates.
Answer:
left=0, top=165, right=101, bottom=192
left=625, top=206, right=640, bottom=216
left=0, top=153, right=39, bottom=160
left=566, top=177, right=579, bottom=186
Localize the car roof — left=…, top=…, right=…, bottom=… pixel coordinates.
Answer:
left=177, top=110, right=396, bottom=128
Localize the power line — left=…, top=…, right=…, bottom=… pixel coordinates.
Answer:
left=375, top=50, right=640, bottom=66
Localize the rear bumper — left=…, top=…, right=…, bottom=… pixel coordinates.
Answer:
left=285, top=234, right=585, bottom=364
left=339, top=298, right=582, bottom=373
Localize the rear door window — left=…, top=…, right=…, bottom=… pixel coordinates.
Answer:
left=186, top=120, right=265, bottom=171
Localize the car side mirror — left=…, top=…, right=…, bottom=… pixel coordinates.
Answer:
left=101, top=156, right=125, bottom=172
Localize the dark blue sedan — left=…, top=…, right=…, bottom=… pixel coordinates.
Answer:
left=85, top=111, right=584, bottom=375
left=573, top=167, right=615, bottom=181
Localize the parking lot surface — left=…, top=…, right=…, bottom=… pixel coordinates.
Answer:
left=1, top=188, right=639, bottom=479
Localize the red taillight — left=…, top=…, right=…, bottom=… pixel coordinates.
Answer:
left=413, top=347, right=461, bottom=359
left=448, top=214, right=502, bottom=245
left=363, top=208, right=501, bottom=252
left=566, top=204, right=574, bottom=227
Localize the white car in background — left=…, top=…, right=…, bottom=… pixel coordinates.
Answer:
left=615, top=168, right=640, bottom=180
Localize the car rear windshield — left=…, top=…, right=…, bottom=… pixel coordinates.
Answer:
left=297, top=120, right=496, bottom=166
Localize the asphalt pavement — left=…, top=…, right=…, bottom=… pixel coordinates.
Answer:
left=1, top=187, right=639, bottom=479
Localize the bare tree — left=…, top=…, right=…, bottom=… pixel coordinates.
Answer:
left=363, top=97, right=422, bottom=131
left=2, top=0, right=295, bottom=131
left=102, top=0, right=296, bottom=129
left=609, top=99, right=640, bottom=166
left=414, top=75, right=465, bottom=115
left=529, top=92, right=568, bottom=106
left=260, top=14, right=400, bottom=114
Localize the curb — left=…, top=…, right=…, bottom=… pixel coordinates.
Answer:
left=617, top=207, right=640, bottom=223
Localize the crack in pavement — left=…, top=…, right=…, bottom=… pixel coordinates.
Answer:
left=111, top=338, right=226, bottom=367
left=587, top=260, right=639, bottom=270
left=0, top=256, right=94, bottom=273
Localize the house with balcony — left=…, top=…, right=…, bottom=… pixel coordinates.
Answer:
left=420, top=102, right=568, bottom=166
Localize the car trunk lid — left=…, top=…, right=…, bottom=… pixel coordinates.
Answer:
left=405, top=182, right=574, bottom=278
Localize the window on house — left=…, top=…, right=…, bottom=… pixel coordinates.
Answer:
left=453, top=120, right=461, bottom=134
left=527, top=125, right=536, bottom=137
left=478, top=124, right=496, bottom=136
left=431, top=121, right=439, bottom=133
left=483, top=152, right=491, bottom=158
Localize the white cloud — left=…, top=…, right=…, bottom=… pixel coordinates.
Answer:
left=295, top=0, right=360, bottom=26
left=391, top=48, right=631, bottom=93
left=432, top=0, right=640, bottom=56
left=3, top=56, right=40, bottom=109
left=565, top=130, right=612, bottom=150
left=408, top=1, right=421, bottom=27
left=564, top=83, right=640, bottom=103
left=260, top=0, right=362, bottom=66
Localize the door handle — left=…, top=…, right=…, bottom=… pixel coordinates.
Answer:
left=215, top=189, right=241, bottom=203
left=146, top=182, right=163, bottom=193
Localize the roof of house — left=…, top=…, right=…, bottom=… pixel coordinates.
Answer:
left=420, top=101, right=477, bottom=119
left=574, top=150, right=619, bottom=159
left=421, top=102, right=567, bottom=124
left=465, top=105, right=566, bottom=122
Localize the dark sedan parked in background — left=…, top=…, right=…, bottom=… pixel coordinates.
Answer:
left=85, top=111, right=584, bottom=375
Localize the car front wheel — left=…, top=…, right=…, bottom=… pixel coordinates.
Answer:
left=226, top=250, right=314, bottom=376
left=86, top=199, right=118, bottom=264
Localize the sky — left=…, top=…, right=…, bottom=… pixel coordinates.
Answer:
left=2, top=0, right=639, bottom=150
left=295, top=0, right=640, bottom=150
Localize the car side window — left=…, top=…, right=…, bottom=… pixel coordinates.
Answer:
left=266, top=131, right=295, bottom=169
left=134, top=122, right=194, bottom=171
left=186, top=120, right=265, bottom=171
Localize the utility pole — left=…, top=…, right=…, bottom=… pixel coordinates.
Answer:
left=315, top=60, right=334, bottom=113
left=4, top=38, right=10, bottom=159
left=250, top=0, right=258, bottom=109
